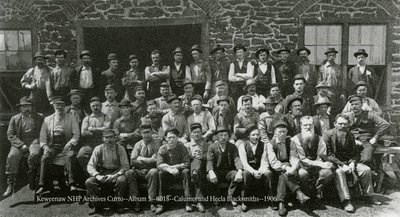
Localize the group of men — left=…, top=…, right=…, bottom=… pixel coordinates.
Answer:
left=3, top=44, right=390, bottom=215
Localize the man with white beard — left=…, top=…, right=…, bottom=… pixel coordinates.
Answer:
left=291, top=116, right=334, bottom=208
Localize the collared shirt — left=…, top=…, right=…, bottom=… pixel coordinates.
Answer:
left=185, top=140, right=209, bottom=160
left=234, top=110, right=259, bottom=137
left=237, top=94, right=266, bottom=112
left=131, top=139, right=161, bottom=169
left=155, top=96, right=169, bottom=111
left=342, top=97, right=382, bottom=116
left=259, top=112, right=283, bottom=143
left=82, top=113, right=109, bottom=130
left=87, top=143, right=129, bottom=177
left=22, top=114, right=34, bottom=133
left=187, top=110, right=216, bottom=136
left=21, top=66, right=50, bottom=89
left=65, top=105, right=85, bottom=125
left=51, top=65, right=72, bottom=89
left=102, top=100, right=121, bottom=126
left=157, top=143, right=190, bottom=169
left=319, top=115, right=331, bottom=133
left=161, top=111, right=187, bottom=137
left=267, top=138, right=299, bottom=171
left=291, top=134, right=326, bottom=168
left=79, top=66, right=93, bottom=89
left=247, top=61, right=276, bottom=83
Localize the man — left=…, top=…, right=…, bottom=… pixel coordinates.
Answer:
left=270, top=83, right=284, bottom=114
left=283, top=96, right=303, bottom=137
left=161, top=95, right=187, bottom=141
left=36, top=97, right=80, bottom=195
left=169, top=47, right=189, bottom=96
left=296, top=47, right=318, bottom=97
left=291, top=116, right=334, bottom=205
left=102, top=84, right=121, bottom=127
left=248, top=48, right=277, bottom=96
left=100, top=53, right=123, bottom=101
left=234, top=95, right=259, bottom=140
left=213, top=95, right=235, bottom=133
left=113, top=99, right=142, bottom=154
left=210, top=44, right=230, bottom=90
left=131, top=86, right=147, bottom=118
left=237, top=79, right=265, bottom=112
left=50, top=49, right=73, bottom=101
left=322, top=114, right=381, bottom=213
left=343, top=95, right=389, bottom=166
left=313, top=97, right=334, bottom=136
left=45, top=53, right=55, bottom=68
left=77, top=97, right=110, bottom=179
left=259, top=96, right=284, bottom=144
left=342, top=81, right=382, bottom=116
left=64, top=89, right=86, bottom=128
left=71, top=50, right=98, bottom=107
left=207, top=127, right=243, bottom=206
left=154, top=82, right=171, bottom=113
left=207, top=80, right=236, bottom=113
left=284, top=74, right=313, bottom=115
left=348, top=49, right=377, bottom=99
left=20, top=51, right=52, bottom=113
left=179, top=79, right=195, bottom=117
left=145, top=50, right=170, bottom=99
left=187, top=45, right=212, bottom=99
left=126, top=124, right=161, bottom=212
left=157, top=128, right=191, bottom=214
left=3, top=97, right=44, bottom=197
left=141, top=100, right=164, bottom=140
left=238, top=125, right=272, bottom=212
left=184, top=123, right=209, bottom=213
left=187, top=95, right=216, bottom=141
left=86, top=129, right=130, bottom=214
left=318, top=48, right=345, bottom=111
left=122, top=54, right=143, bottom=101
left=228, top=44, right=253, bottom=102
left=267, top=120, right=310, bottom=216
left=313, top=82, right=335, bottom=115
left=274, top=47, right=296, bottom=97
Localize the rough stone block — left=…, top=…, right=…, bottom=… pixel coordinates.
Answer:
left=251, top=22, right=273, bottom=34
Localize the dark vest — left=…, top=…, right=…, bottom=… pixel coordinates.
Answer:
left=233, top=60, right=248, bottom=74
left=244, top=141, right=264, bottom=170
left=254, top=63, right=272, bottom=85
left=97, top=143, right=121, bottom=170
left=350, top=111, right=375, bottom=137
left=298, top=134, right=320, bottom=161
left=270, top=137, right=291, bottom=163
left=169, top=63, right=186, bottom=90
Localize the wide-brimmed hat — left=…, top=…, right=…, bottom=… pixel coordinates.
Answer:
left=33, top=51, right=46, bottom=60
left=233, top=44, right=247, bottom=53
left=354, top=49, right=368, bottom=58
left=296, top=47, right=311, bottom=56
left=313, top=97, right=331, bottom=107
left=190, top=44, right=202, bottom=54
left=243, top=79, right=257, bottom=91
left=79, top=50, right=91, bottom=59
left=277, top=47, right=291, bottom=54
left=354, top=80, right=368, bottom=90
left=255, top=47, right=270, bottom=58
left=17, top=96, right=33, bottom=106
left=286, top=96, right=303, bottom=111
left=324, top=48, right=338, bottom=55
left=315, top=82, right=330, bottom=89
left=263, top=96, right=279, bottom=105
left=215, top=126, right=230, bottom=135
left=244, top=123, right=258, bottom=137
left=211, top=44, right=225, bottom=54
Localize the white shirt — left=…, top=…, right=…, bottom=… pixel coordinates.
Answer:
left=79, top=66, right=93, bottom=89
left=246, top=61, right=276, bottom=83
left=237, top=94, right=266, bottom=112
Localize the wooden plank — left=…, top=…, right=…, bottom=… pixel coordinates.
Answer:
left=375, top=147, right=400, bottom=154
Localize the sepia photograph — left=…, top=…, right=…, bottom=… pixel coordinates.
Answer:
left=0, top=0, right=400, bottom=216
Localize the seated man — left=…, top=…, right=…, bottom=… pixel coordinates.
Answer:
left=187, top=95, right=216, bottom=141
left=207, top=80, right=236, bottom=113
left=234, top=95, right=259, bottom=141
left=270, top=84, right=284, bottom=114
left=207, top=127, right=243, bottom=206
left=179, top=80, right=195, bottom=117
left=141, top=100, right=164, bottom=141
left=283, top=96, right=303, bottom=137
left=259, top=96, right=283, bottom=144
left=343, top=95, right=389, bottom=166
left=85, top=129, right=130, bottom=214
left=237, top=124, right=272, bottom=212
left=267, top=120, right=310, bottom=216
left=237, top=79, right=265, bottom=112
left=184, top=123, right=209, bottom=213
left=131, top=86, right=147, bottom=118
left=161, top=95, right=187, bottom=142
left=37, top=97, right=80, bottom=195
left=322, top=114, right=381, bottom=213
left=64, top=89, right=86, bottom=127
left=342, top=81, right=382, bottom=116
left=156, top=128, right=191, bottom=214
left=291, top=116, right=334, bottom=207
left=313, top=97, right=334, bottom=136
left=126, top=124, right=161, bottom=213
left=154, top=82, right=171, bottom=113
left=4, top=97, right=44, bottom=197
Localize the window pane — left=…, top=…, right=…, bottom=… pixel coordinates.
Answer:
left=7, top=51, right=18, bottom=70
left=304, top=25, right=342, bottom=64
left=0, top=31, right=5, bottom=51
left=18, top=51, right=32, bottom=69
left=5, top=31, right=18, bottom=51
left=19, top=31, right=31, bottom=50
left=348, top=25, right=386, bottom=65
left=0, top=52, right=6, bottom=70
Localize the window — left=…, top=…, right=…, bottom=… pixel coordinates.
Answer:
left=0, top=30, right=32, bottom=70
left=304, top=25, right=342, bottom=64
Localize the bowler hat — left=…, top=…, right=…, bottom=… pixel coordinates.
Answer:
left=244, top=124, right=258, bottom=137
left=164, top=128, right=180, bottom=136
left=90, top=96, right=101, bottom=103
left=51, top=96, right=65, bottom=105
left=286, top=96, right=303, bottom=111
left=190, top=45, right=202, bottom=54
left=255, top=48, right=270, bottom=58
left=233, top=44, right=247, bottom=53
left=104, top=84, right=116, bottom=91
left=215, top=80, right=227, bottom=87
left=173, top=47, right=183, bottom=55
left=33, top=51, right=46, bottom=60
left=17, top=96, right=33, bottom=106
left=211, top=44, right=225, bottom=54
left=354, top=49, right=368, bottom=58
left=129, top=54, right=137, bottom=61
left=296, top=47, right=311, bottom=56
left=324, top=48, right=338, bottom=55
left=243, top=79, right=257, bottom=91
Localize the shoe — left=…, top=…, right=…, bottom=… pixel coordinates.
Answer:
left=296, top=190, right=310, bottom=204
left=70, top=185, right=78, bottom=191
left=133, top=202, right=141, bottom=212
left=155, top=204, right=164, bottom=215
left=2, top=184, right=13, bottom=197
left=366, top=196, right=382, bottom=206
left=185, top=203, right=193, bottom=212
left=271, top=201, right=279, bottom=210
left=343, top=200, right=355, bottom=213
left=241, top=203, right=248, bottom=212
left=192, top=170, right=199, bottom=183
left=150, top=204, right=157, bottom=212
left=278, top=202, right=288, bottom=216
left=197, top=202, right=206, bottom=213
left=231, top=200, right=238, bottom=207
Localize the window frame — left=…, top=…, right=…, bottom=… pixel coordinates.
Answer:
left=299, top=18, right=394, bottom=108
left=0, top=22, right=37, bottom=77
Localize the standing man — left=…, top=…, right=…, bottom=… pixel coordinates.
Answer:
left=161, top=95, right=187, bottom=141
left=186, top=95, right=216, bottom=141
left=157, top=128, right=191, bottom=214
left=100, top=53, right=123, bottom=101
left=20, top=51, right=52, bottom=114
left=85, top=129, right=130, bottom=214
left=343, top=95, right=389, bottom=166
left=228, top=44, right=253, bottom=102
left=64, top=89, right=86, bottom=128
left=248, top=48, right=277, bottom=96
left=274, top=47, right=296, bottom=97
left=284, top=74, right=313, bottom=115
left=237, top=79, right=266, bottom=112
left=36, top=97, right=80, bottom=195
left=234, top=95, right=259, bottom=141
left=122, top=54, right=143, bottom=101
left=259, top=96, right=284, bottom=144
left=154, top=82, right=171, bottom=112
left=296, top=47, right=318, bottom=97
left=348, top=49, right=377, bottom=99
left=102, top=84, right=121, bottom=127
left=145, top=50, right=170, bottom=99
left=169, top=47, right=189, bottom=97
left=50, top=50, right=73, bottom=101
left=131, top=86, right=148, bottom=118
left=187, top=45, right=212, bottom=100
left=3, top=97, right=44, bottom=197
left=210, top=44, right=230, bottom=91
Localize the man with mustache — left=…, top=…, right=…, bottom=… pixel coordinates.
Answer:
left=296, top=47, right=317, bottom=97
left=141, top=100, right=164, bottom=141
left=154, top=82, right=172, bottom=113
left=228, top=44, right=253, bottom=102
left=237, top=79, right=265, bottom=113
left=3, top=97, right=44, bottom=197
left=102, top=84, right=121, bottom=127
left=145, top=50, right=170, bottom=99
left=122, top=54, right=143, bottom=102
left=273, top=48, right=296, bottom=98
left=234, top=95, right=260, bottom=141
left=100, top=53, right=123, bottom=101
left=161, top=95, right=187, bottom=142
left=283, top=74, right=313, bottom=115
left=188, top=45, right=212, bottom=100
left=343, top=95, right=389, bottom=166
left=49, top=50, right=74, bottom=101
left=348, top=49, right=377, bottom=99
left=131, top=86, right=147, bottom=118
left=186, top=95, right=216, bottom=141
left=210, top=44, right=230, bottom=92
left=179, top=80, right=195, bottom=117
left=207, top=80, right=236, bottom=114
left=212, top=95, right=235, bottom=137
left=291, top=116, right=334, bottom=207
left=342, top=81, right=382, bottom=116
left=248, top=48, right=277, bottom=97
left=259, top=96, right=284, bottom=144
left=169, top=47, right=190, bottom=97
left=64, top=89, right=86, bottom=128
left=283, top=96, right=303, bottom=137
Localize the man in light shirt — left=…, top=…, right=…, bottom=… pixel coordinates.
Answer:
left=186, top=95, right=216, bottom=141
left=50, top=49, right=73, bottom=101
left=102, top=84, right=121, bottom=127
left=145, top=50, right=170, bottom=99
left=237, top=79, right=265, bottom=112
left=342, top=81, right=382, bottom=116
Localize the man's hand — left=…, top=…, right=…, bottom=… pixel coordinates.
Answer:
left=63, top=143, right=72, bottom=152
left=167, top=167, right=179, bottom=176
left=234, top=170, right=243, bottom=183
left=253, top=171, right=262, bottom=180
left=88, top=126, right=95, bottom=132
left=321, top=162, right=333, bottom=169
left=250, top=59, right=257, bottom=65
left=340, top=164, right=350, bottom=173
left=120, top=133, right=129, bottom=138
left=285, top=166, right=297, bottom=176
left=21, top=144, right=29, bottom=153
left=208, top=170, right=218, bottom=184
left=369, top=137, right=377, bottom=145
left=348, top=162, right=355, bottom=172
left=355, top=140, right=363, bottom=146
left=96, top=175, right=106, bottom=182
left=105, top=174, right=118, bottom=183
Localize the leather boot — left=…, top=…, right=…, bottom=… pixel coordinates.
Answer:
left=2, top=174, right=15, bottom=197
left=296, top=189, right=310, bottom=204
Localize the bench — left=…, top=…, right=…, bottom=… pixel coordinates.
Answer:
left=374, top=146, right=400, bottom=192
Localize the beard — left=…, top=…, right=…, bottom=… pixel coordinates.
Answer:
left=301, top=130, right=314, bottom=141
